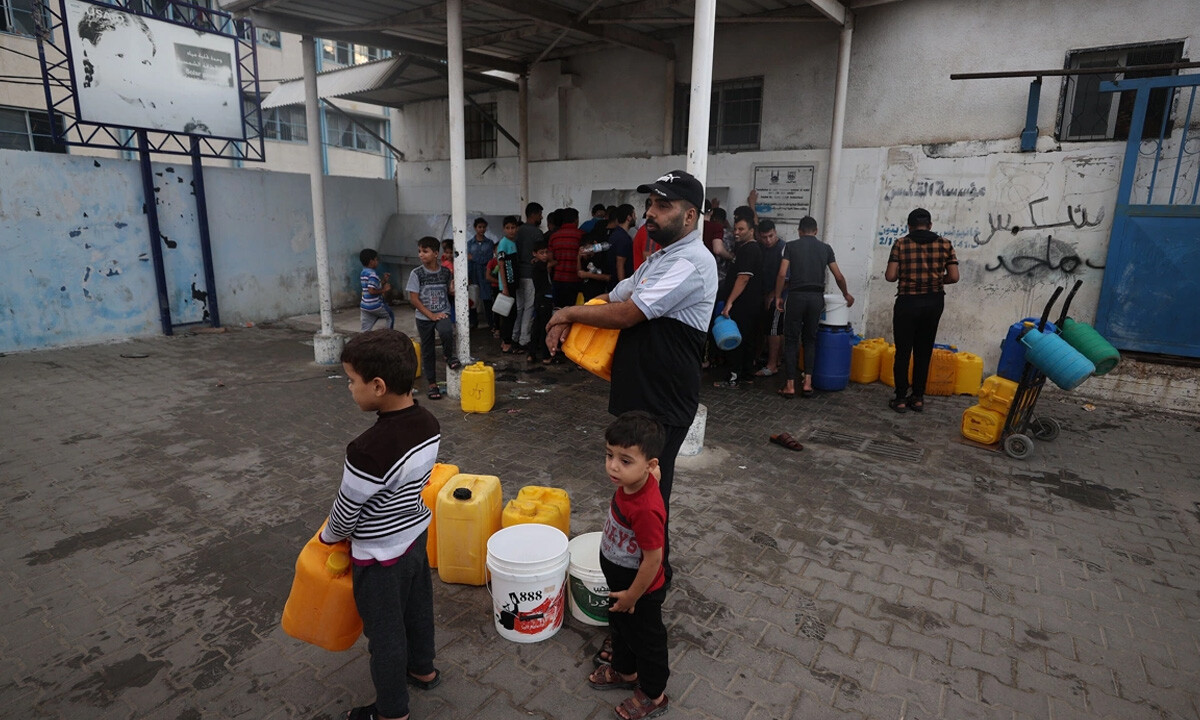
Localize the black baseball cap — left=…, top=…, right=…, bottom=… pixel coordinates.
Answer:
left=637, top=170, right=705, bottom=211
left=907, top=208, right=932, bottom=226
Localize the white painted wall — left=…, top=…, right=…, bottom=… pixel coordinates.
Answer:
left=0, top=149, right=397, bottom=353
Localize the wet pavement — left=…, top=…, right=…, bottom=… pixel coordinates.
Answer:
left=2, top=307, right=1199, bottom=720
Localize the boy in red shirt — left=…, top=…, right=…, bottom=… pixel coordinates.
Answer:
left=587, top=411, right=669, bottom=720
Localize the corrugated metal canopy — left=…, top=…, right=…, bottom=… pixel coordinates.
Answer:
left=261, top=55, right=518, bottom=109
left=219, top=0, right=861, bottom=75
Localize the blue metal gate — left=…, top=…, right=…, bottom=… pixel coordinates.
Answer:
left=1094, top=74, right=1200, bottom=357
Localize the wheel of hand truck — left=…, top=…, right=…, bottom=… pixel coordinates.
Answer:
left=1003, top=433, right=1033, bottom=459
left=1030, top=416, right=1061, bottom=441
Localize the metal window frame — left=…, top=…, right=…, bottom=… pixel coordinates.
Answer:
left=2, top=0, right=49, bottom=38
left=710, top=76, right=763, bottom=152
left=0, top=105, right=35, bottom=150
left=0, top=104, right=67, bottom=152
left=35, top=0, right=266, bottom=161
left=672, top=76, right=763, bottom=154
left=325, top=110, right=383, bottom=153
left=1057, top=41, right=1184, bottom=143
left=464, top=100, right=497, bottom=160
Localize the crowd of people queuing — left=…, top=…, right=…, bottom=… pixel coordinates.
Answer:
left=457, top=192, right=856, bottom=400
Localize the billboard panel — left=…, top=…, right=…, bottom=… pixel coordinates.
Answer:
left=62, top=0, right=244, bottom=140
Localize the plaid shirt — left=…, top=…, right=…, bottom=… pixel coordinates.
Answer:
left=549, top=224, right=583, bottom=283
left=888, top=233, right=958, bottom=295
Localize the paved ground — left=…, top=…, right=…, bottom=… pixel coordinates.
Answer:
left=2, top=308, right=1199, bottom=720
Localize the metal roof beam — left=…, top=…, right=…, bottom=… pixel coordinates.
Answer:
left=476, top=0, right=675, bottom=59
left=805, top=0, right=846, bottom=24
left=464, top=24, right=551, bottom=51
left=246, top=9, right=527, bottom=75
left=327, top=4, right=446, bottom=33
left=589, top=0, right=691, bottom=21
left=590, top=14, right=826, bottom=25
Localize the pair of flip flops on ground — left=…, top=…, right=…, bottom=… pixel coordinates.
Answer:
left=888, top=396, right=924, bottom=413
left=776, top=388, right=814, bottom=399
left=769, top=432, right=803, bottom=452
left=589, top=665, right=670, bottom=719
left=345, top=669, right=442, bottom=719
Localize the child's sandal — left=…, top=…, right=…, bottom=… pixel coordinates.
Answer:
left=588, top=664, right=637, bottom=691
left=427, top=385, right=443, bottom=400
left=615, top=689, right=669, bottom=719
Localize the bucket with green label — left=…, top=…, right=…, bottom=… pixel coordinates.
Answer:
left=567, top=532, right=609, bottom=626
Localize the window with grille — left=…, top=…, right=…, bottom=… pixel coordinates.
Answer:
left=325, top=113, right=383, bottom=153
left=465, top=102, right=497, bottom=159
left=672, top=77, right=763, bottom=154
left=0, top=107, right=66, bottom=153
left=258, top=104, right=306, bottom=143
left=1, top=0, right=46, bottom=36
left=256, top=28, right=281, bottom=49
left=321, top=40, right=385, bottom=66
left=1058, top=42, right=1184, bottom=142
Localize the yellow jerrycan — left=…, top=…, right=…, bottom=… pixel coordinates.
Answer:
left=961, top=404, right=1006, bottom=444
left=412, top=338, right=421, bottom=380
left=978, top=375, right=1018, bottom=415
left=421, top=462, right=460, bottom=568
left=436, top=474, right=503, bottom=585
left=925, top=349, right=958, bottom=396
left=954, top=352, right=984, bottom=395
left=281, top=523, right=362, bottom=651
left=562, top=298, right=621, bottom=380
left=460, top=362, right=495, bottom=413
left=850, top=338, right=885, bottom=383
left=502, top=485, right=571, bottom=537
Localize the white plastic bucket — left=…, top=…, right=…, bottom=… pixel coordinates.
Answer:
left=485, top=524, right=570, bottom=643
left=567, top=532, right=609, bottom=626
left=820, top=293, right=849, bottom=326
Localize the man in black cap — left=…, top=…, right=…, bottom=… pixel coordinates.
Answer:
left=884, top=207, right=959, bottom=413
left=547, top=167, right=716, bottom=534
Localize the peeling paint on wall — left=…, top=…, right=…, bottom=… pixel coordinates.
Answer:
left=1, top=150, right=397, bottom=353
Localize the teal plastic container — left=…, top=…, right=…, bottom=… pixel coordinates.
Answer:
left=1020, top=327, right=1095, bottom=390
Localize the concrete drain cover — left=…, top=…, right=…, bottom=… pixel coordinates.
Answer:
left=808, top=429, right=926, bottom=464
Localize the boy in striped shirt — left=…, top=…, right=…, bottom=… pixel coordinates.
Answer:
left=359, top=248, right=394, bottom=332
left=320, top=330, right=442, bottom=720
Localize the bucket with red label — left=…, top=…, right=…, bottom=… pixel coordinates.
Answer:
left=486, top=524, right=570, bottom=643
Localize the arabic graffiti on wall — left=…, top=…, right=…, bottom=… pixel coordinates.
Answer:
left=982, top=195, right=1105, bottom=245
left=984, top=235, right=1104, bottom=276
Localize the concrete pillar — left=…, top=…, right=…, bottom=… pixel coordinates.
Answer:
left=301, top=35, right=343, bottom=364
left=680, top=404, right=707, bottom=456
left=663, top=58, right=675, bottom=156
left=446, top=0, right=468, bottom=399
left=519, top=74, right=529, bottom=209
left=686, top=0, right=717, bottom=186
left=822, top=12, right=854, bottom=241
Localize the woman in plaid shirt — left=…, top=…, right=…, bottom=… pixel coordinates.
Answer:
left=884, top=208, right=959, bottom=413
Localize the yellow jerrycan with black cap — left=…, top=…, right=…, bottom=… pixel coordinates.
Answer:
left=436, top=474, right=502, bottom=585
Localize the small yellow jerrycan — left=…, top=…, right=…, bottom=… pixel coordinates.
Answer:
left=460, top=362, right=495, bottom=413
left=954, top=352, right=984, bottom=395
left=421, top=462, right=460, bottom=568
left=502, top=485, right=571, bottom=537
left=281, top=523, right=363, bottom=651
left=563, top=298, right=620, bottom=380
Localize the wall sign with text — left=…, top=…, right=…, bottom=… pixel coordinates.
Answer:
left=752, top=164, right=817, bottom=221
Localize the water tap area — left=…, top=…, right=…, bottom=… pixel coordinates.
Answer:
left=1, top=311, right=1198, bottom=720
